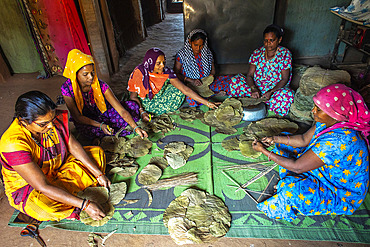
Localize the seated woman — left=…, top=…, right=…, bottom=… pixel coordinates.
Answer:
left=174, top=29, right=233, bottom=106
left=229, top=24, right=294, bottom=116
left=62, top=49, right=147, bottom=140
left=0, top=91, right=110, bottom=221
left=127, top=47, right=218, bottom=120
left=252, top=84, right=370, bottom=221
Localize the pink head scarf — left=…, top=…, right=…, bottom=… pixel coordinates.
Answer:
left=313, top=84, right=370, bottom=145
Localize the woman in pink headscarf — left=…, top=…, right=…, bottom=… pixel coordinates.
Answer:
left=252, top=84, right=370, bottom=221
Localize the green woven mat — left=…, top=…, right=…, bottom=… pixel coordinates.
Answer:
left=9, top=106, right=370, bottom=243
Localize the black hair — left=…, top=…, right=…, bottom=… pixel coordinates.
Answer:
left=263, top=24, right=284, bottom=39
left=190, top=32, right=207, bottom=42
left=15, top=91, right=56, bottom=124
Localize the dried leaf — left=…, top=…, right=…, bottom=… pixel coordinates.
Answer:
left=78, top=187, right=115, bottom=227
left=148, top=156, right=168, bottom=170
left=164, top=142, right=193, bottom=169
left=108, top=159, right=138, bottom=177
left=239, top=140, right=261, bottom=158
left=221, top=137, right=240, bottom=151
left=124, top=136, right=152, bottom=158
left=178, top=107, right=204, bottom=122
left=138, top=164, right=162, bottom=185
left=100, top=136, right=127, bottom=153
left=109, top=182, right=127, bottom=205
left=189, top=75, right=215, bottom=97
left=140, top=114, right=175, bottom=134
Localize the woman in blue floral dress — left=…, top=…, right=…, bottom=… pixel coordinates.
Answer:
left=229, top=24, right=294, bottom=116
left=252, top=84, right=370, bottom=221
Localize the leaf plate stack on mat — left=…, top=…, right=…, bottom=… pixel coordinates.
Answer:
left=163, top=188, right=231, bottom=245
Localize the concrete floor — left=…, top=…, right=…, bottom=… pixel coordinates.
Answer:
left=0, top=13, right=368, bottom=247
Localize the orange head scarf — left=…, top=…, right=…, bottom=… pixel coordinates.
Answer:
left=63, top=49, right=107, bottom=114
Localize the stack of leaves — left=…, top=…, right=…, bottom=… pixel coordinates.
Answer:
left=139, top=114, right=175, bottom=134
left=108, top=157, right=139, bottom=177
left=164, top=142, right=194, bottom=169
left=238, top=97, right=266, bottom=107
left=188, top=75, right=215, bottom=98
left=138, top=164, right=163, bottom=185
left=163, top=188, right=231, bottom=245
left=221, top=118, right=299, bottom=158
left=202, top=98, right=243, bottom=134
left=123, top=136, right=152, bottom=158
left=177, top=107, right=204, bottom=122
left=100, top=135, right=152, bottom=160
left=77, top=187, right=115, bottom=227
left=99, top=136, right=127, bottom=155
left=240, top=118, right=299, bottom=141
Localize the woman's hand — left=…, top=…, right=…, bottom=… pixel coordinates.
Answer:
left=101, top=124, right=113, bottom=135
left=261, top=136, right=275, bottom=147
left=190, top=78, right=203, bottom=86
left=262, top=90, right=273, bottom=100
left=206, top=101, right=219, bottom=109
left=141, top=112, right=150, bottom=122
left=252, top=139, right=266, bottom=152
left=135, top=127, right=148, bottom=138
left=84, top=201, right=106, bottom=221
left=97, top=174, right=111, bottom=188
left=250, top=86, right=261, bottom=98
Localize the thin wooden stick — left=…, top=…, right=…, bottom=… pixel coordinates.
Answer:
left=221, top=170, right=258, bottom=204
left=236, top=163, right=278, bottom=192
left=257, top=174, right=276, bottom=202
left=226, top=185, right=272, bottom=196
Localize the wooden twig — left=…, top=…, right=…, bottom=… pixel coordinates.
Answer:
left=236, top=163, right=278, bottom=192
left=226, top=185, right=272, bottom=196
left=142, top=173, right=198, bottom=191
left=257, top=174, right=276, bottom=202
left=221, top=170, right=258, bottom=204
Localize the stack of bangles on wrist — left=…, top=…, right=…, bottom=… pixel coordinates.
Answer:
left=96, top=173, right=104, bottom=179
left=133, top=126, right=139, bottom=133
left=99, top=122, right=104, bottom=130
left=81, top=198, right=91, bottom=211
left=140, top=110, right=147, bottom=117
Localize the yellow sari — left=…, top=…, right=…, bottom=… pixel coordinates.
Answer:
left=0, top=110, right=105, bottom=221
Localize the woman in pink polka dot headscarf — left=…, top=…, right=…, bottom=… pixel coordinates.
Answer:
left=313, top=83, right=370, bottom=143
left=252, top=84, right=369, bottom=221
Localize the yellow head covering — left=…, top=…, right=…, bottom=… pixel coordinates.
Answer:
left=63, top=49, right=107, bottom=114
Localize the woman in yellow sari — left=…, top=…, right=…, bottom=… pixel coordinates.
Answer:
left=0, top=91, right=110, bottom=221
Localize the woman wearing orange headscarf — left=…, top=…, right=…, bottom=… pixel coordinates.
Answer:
left=127, top=47, right=218, bottom=121
left=61, top=49, right=147, bottom=140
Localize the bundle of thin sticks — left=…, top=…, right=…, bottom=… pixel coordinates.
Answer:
left=221, top=161, right=272, bottom=171
left=142, top=172, right=198, bottom=191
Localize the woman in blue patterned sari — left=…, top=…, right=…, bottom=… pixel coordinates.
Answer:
left=252, top=84, right=370, bottom=221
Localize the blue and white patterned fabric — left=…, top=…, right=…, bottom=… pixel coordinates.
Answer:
left=331, top=0, right=370, bottom=26
left=257, top=122, right=370, bottom=221
left=176, top=29, right=213, bottom=80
